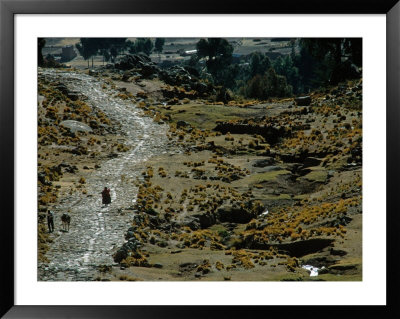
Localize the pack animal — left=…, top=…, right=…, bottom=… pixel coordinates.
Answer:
left=61, top=213, right=71, bottom=232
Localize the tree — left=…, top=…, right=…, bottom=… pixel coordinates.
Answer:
left=244, top=68, right=292, bottom=100
left=301, top=38, right=361, bottom=67
left=106, top=38, right=128, bottom=62
left=76, top=38, right=128, bottom=67
left=300, top=38, right=343, bottom=65
left=196, top=38, right=233, bottom=84
left=154, top=38, right=165, bottom=54
left=249, top=52, right=271, bottom=78
left=218, top=64, right=240, bottom=89
left=99, top=48, right=111, bottom=65
left=293, top=44, right=316, bottom=93
left=187, top=54, right=200, bottom=68
left=38, top=38, right=46, bottom=66
left=128, top=38, right=154, bottom=56
left=154, top=38, right=165, bottom=62
left=110, top=46, right=119, bottom=62
left=298, top=38, right=362, bottom=86
left=75, top=38, right=99, bottom=68
left=343, top=38, right=362, bottom=67
left=273, top=55, right=301, bottom=94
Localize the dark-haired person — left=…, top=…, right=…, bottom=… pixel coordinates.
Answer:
left=101, top=187, right=111, bottom=206
left=47, top=210, right=54, bottom=233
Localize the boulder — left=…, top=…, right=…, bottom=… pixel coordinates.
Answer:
left=144, top=208, right=158, bottom=216
left=194, top=212, right=217, bottom=229
left=60, top=120, right=93, bottom=133
left=71, top=145, right=88, bottom=155
left=64, top=164, right=78, bottom=173
left=67, top=92, right=80, bottom=101
left=176, top=120, right=190, bottom=129
left=55, top=83, right=69, bottom=95
left=252, top=157, right=275, bottom=167
left=114, top=54, right=152, bottom=70
left=121, top=72, right=131, bottom=82
left=181, top=216, right=200, bottom=230
left=89, top=120, right=99, bottom=129
left=113, top=248, right=128, bottom=263
left=125, top=230, right=135, bottom=240
left=217, top=206, right=256, bottom=224
left=303, top=157, right=322, bottom=167
left=38, top=172, right=51, bottom=185
left=295, top=96, right=312, bottom=106
left=141, top=64, right=159, bottom=77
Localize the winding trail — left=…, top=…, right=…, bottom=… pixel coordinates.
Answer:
left=38, top=70, right=171, bottom=281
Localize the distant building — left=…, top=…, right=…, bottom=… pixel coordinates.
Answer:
left=61, top=45, right=77, bottom=62
left=179, top=49, right=197, bottom=57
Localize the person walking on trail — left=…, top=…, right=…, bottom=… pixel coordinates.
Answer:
left=61, top=211, right=71, bottom=232
left=47, top=209, right=54, bottom=233
left=101, top=187, right=111, bottom=206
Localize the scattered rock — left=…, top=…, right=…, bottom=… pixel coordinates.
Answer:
left=295, top=96, right=312, bottom=106
left=303, top=157, right=322, bottom=167
left=67, top=92, right=80, bottom=101
left=71, top=145, right=88, bottom=155
left=114, top=54, right=152, bottom=71
left=60, top=120, right=93, bottom=134
left=194, top=212, right=217, bottom=228
left=253, top=157, right=275, bottom=167
left=177, top=121, right=190, bottom=129
left=55, top=83, right=69, bottom=95
left=182, top=217, right=200, bottom=230
left=89, top=69, right=98, bottom=76
left=217, top=205, right=257, bottom=224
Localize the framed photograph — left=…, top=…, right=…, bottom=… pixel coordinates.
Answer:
left=1, top=0, right=399, bottom=318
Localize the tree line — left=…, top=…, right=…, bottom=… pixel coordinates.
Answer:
left=189, top=38, right=362, bottom=98
left=38, top=38, right=165, bottom=68
left=74, top=38, right=165, bottom=68
left=39, top=37, right=361, bottom=98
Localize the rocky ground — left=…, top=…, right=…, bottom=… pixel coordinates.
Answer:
left=38, top=56, right=362, bottom=281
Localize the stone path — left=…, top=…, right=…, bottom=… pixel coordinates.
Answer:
left=38, top=70, right=171, bottom=281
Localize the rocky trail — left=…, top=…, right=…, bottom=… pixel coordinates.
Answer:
left=38, top=70, right=172, bottom=281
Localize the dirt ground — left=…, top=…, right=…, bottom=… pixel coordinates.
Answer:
left=38, top=64, right=362, bottom=282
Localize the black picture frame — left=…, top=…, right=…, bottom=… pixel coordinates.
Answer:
left=1, top=0, right=399, bottom=318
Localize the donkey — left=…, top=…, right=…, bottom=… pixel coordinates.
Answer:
left=61, top=213, right=71, bottom=232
